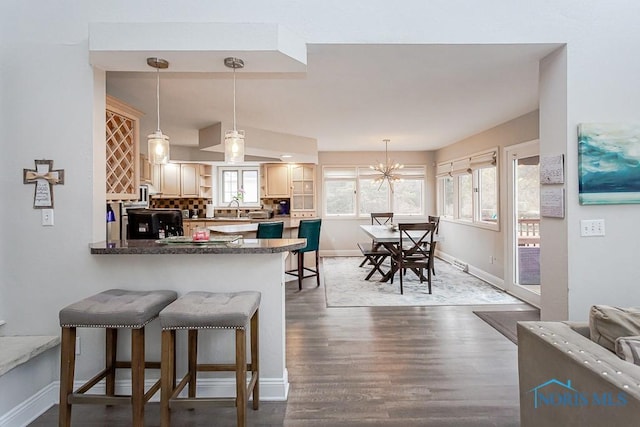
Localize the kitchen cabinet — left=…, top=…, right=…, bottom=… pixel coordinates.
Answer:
left=263, top=163, right=290, bottom=198
left=160, top=163, right=181, bottom=197
left=160, top=163, right=200, bottom=197
left=290, top=164, right=316, bottom=216
left=180, top=163, right=199, bottom=197
left=183, top=220, right=206, bottom=237
left=140, top=154, right=152, bottom=183
left=106, top=95, right=142, bottom=201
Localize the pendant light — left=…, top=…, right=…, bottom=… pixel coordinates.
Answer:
left=147, top=57, right=170, bottom=164
left=224, top=57, right=245, bottom=164
left=370, top=139, right=404, bottom=192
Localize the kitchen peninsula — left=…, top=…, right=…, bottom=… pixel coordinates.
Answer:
left=89, top=237, right=305, bottom=401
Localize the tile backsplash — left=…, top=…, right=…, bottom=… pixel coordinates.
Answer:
left=151, top=198, right=211, bottom=217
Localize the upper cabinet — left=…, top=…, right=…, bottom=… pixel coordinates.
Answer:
left=180, top=163, right=199, bottom=197
left=263, top=163, right=291, bottom=198
left=160, top=163, right=181, bottom=197
left=159, top=163, right=202, bottom=198
left=106, top=95, right=142, bottom=201
left=290, top=164, right=316, bottom=217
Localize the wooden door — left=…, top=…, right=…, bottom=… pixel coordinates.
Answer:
left=180, top=164, right=199, bottom=197
left=160, top=163, right=181, bottom=197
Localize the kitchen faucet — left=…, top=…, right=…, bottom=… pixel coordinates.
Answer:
left=228, top=198, right=241, bottom=217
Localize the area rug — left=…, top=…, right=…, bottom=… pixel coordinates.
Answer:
left=473, top=310, right=541, bottom=344
left=323, top=257, right=523, bottom=307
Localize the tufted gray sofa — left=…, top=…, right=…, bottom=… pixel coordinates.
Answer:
left=518, top=321, right=640, bottom=427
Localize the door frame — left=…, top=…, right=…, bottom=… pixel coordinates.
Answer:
left=504, top=139, right=541, bottom=307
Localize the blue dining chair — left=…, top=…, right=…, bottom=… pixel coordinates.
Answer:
left=286, top=219, right=322, bottom=290
left=256, top=221, right=284, bottom=238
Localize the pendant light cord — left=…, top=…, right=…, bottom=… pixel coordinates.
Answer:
left=156, top=65, right=161, bottom=133
left=232, top=66, right=237, bottom=132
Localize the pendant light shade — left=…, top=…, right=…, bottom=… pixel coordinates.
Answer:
left=370, top=139, right=404, bottom=192
left=224, top=57, right=245, bottom=164
left=147, top=57, right=170, bottom=164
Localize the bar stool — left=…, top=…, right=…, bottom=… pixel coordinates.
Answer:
left=58, top=288, right=178, bottom=427
left=159, top=291, right=260, bottom=427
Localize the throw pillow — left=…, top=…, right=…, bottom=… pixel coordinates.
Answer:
left=616, top=336, right=640, bottom=365
left=589, top=305, right=640, bottom=352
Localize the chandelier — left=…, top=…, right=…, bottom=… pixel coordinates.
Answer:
left=146, top=57, right=170, bottom=164
left=224, top=57, right=245, bottom=163
left=370, top=139, right=404, bottom=192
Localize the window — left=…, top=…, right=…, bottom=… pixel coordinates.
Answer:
left=324, top=166, right=425, bottom=217
left=436, top=148, right=499, bottom=229
left=218, top=167, right=260, bottom=205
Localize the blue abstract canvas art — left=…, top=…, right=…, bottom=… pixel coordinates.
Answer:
left=578, top=123, right=640, bottom=205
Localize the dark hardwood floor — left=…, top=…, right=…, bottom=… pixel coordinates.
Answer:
left=31, top=262, right=529, bottom=426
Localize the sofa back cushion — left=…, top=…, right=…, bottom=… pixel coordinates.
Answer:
left=589, top=305, right=640, bottom=352
left=616, top=336, right=640, bottom=365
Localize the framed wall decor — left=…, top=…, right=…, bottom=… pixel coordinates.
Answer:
left=578, top=123, right=640, bottom=205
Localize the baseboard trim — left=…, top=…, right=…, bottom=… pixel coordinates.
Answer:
left=0, top=372, right=289, bottom=426
left=77, top=372, right=290, bottom=402
left=435, top=251, right=505, bottom=290
left=0, top=382, right=57, bottom=427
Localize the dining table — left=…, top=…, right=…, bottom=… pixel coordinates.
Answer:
left=359, top=224, right=439, bottom=282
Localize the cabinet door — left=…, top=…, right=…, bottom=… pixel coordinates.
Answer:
left=180, top=164, right=199, bottom=197
left=264, top=164, right=290, bottom=197
left=160, top=163, right=181, bottom=197
left=290, top=164, right=316, bottom=215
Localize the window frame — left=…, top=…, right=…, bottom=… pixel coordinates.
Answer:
left=323, top=165, right=426, bottom=218
left=217, top=166, right=261, bottom=207
left=436, top=148, right=499, bottom=231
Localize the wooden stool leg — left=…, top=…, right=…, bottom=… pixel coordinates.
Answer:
left=251, top=310, right=259, bottom=410
left=297, top=252, right=304, bottom=290
left=105, top=328, right=117, bottom=397
left=131, top=328, right=145, bottom=427
left=188, top=329, right=198, bottom=398
left=161, top=329, right=175, bottom=427
left=315, top=251, right=320, bottom=287
left=59, top=327, right=76, bottom=427
left=236, top=328, right=247, bottom=427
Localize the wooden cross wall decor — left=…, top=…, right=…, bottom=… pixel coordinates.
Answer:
left=23, top=160, right=65, bottom=208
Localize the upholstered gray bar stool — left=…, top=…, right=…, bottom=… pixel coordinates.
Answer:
left=58, top=289, right=177, bottom=427
left=159, top=291, right=261, bottom=427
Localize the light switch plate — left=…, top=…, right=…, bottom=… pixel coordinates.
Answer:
left=580, top=219, right=605, bottom=236
left=42, top=209, right=54, bottom=226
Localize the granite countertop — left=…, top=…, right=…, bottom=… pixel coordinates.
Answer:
left=209, top=221, right=299, bottom=234
left=90, top=238, right=306, bottom=255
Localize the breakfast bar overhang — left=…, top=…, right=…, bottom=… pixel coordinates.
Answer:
left=89, top=238, right=305, bottom=401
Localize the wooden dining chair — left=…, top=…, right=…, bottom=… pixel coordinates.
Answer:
left=286, top=219, right=322, bottom=290
left=256, top=221, right=284, bottom=238
left=427, top=215, right=440, bottom=275
left=358, top=212, right=394, bottom=268
left=391, top=222, right=436, bottom=295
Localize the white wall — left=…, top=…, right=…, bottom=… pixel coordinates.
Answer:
left=3, top=0, right=640, bottom=417
left=318, top=151, right=435, bottom=256
left=434, top=111, right=539, bottom=280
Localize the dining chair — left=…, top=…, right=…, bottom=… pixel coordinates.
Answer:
left=256, top=221, right=284, bottom=238
left=358, top=212, right=394, bottom=268
left=286, top=219, right=322, bottom=290
left=427, top=215, right=440, bottom=275
left=391, top=222, right=436, bottom=295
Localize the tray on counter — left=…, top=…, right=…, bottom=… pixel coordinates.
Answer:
left=155, top=235, right=243, bottom=244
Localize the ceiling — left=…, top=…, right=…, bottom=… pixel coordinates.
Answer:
left=106, top=43, right=561, bottom=154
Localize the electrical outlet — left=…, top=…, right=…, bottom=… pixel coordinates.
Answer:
left=42, top=209, right=54, bottom=226
left=489, top=255, right=494, bottom=264
left=580, top=219, right=605, bottom=237
left=75, top=337, right=80, bottom=355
